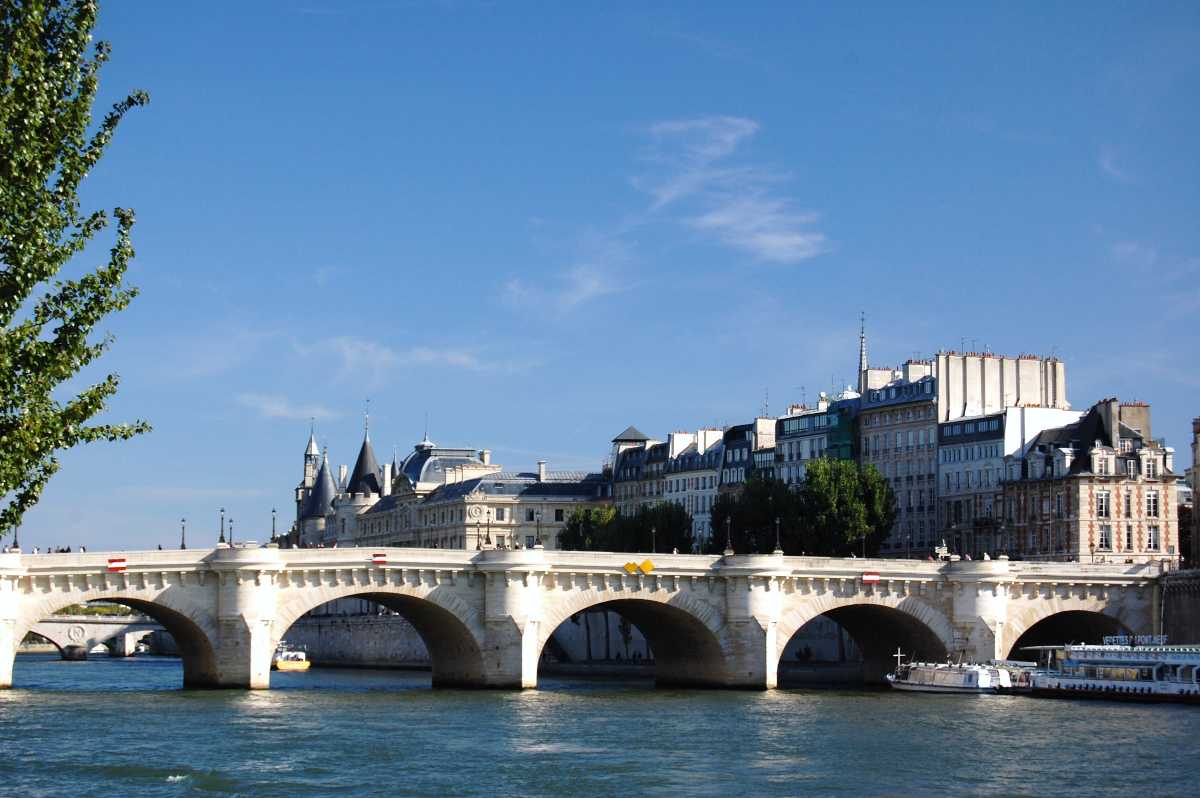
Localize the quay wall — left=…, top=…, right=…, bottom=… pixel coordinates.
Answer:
left=1163, top=571, right=1200, bottom=643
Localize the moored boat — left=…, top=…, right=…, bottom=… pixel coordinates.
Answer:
left=272, top=645, right=311, bottom=672
left=1029, top=638, right=1200, bottom=704
left=886, top=661, right=1013, bottom=693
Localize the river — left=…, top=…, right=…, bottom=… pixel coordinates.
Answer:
left=1, top=653, right=1196, bottom=797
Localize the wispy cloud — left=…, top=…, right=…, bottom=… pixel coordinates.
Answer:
left=236, top=393, right=341, bottom=421
left=1099, top=146, right=1133, bottom=183
left=503, top=232, right=630, bottom=313
left=294, top=336, right=533, bottom=384
left=635, top=115, right=827, bottom=263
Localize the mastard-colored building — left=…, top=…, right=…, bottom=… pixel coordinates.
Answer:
left=1002, top=399, right=1181, bottom=564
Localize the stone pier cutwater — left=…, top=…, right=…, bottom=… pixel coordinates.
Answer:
left=0, top=546, right=1164, bottom=690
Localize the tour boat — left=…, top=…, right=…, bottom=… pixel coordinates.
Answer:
left=271, top=645, right=311, bottom=672
left=886, top=661, right=1014, bottom=693
left=1029, top=638, right=1200, bottom=704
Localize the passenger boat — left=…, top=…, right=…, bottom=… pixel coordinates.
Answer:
left=1029, top=638, right=1200, bottom=704
left=272, top=645, right=311, bottom=672
left=886, top=660, right=1013, bottom=693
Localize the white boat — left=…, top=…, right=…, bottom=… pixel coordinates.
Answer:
left=272, top=645, right=311, bottom=672
left=1029, top=638, right=1200, bottom=704
left=887, top=661, right=1013, bottom=693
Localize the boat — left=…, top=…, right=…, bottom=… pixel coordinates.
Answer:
left=272, top=645, right=311, bottom=672
left=1028, top=637, right=1200, bottom=704
left=886, top=660, right=1013, bottom=693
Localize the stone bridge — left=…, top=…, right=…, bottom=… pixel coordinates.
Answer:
left=0, top=546, right=1165, bottom=689
left=29, top=615, right=163, bottom=660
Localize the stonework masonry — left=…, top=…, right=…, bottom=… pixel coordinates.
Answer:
left=0, top=545, right=1167, bottom=690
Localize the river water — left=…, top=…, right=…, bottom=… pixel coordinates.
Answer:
left=2, top=654, right=1197, bottom=797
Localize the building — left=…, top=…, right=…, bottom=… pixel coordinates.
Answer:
left=935, top=351, right=1068, bottom=423
left=1001, top=399, right=1180, bottom=564
left=719, top=418, right=776, bottom=493
left=662, top=430, right=723, bottom=544
left=857, top=361, right=937, bottom=554
left=936, top=407, right=1082, bottom=557
left=1192, top=418, right=1200, bottom=566
left=776, top=391, right=860, bottom=488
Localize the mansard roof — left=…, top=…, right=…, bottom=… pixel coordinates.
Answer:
left=300, top=456, right=337, bottom=519
left=347, top=434, right=381, bottom=496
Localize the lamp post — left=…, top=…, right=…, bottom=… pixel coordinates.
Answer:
left=271, top=507, right=277, bottom=544
left=535, top=509, right=543, bottom=548
left=180, top=518, right=187, bottom=550
left=906, top=533, right=911, bottom=560
left=1090, top=542, right=1095, bottom=564
left=774, top=517, right=782, bottom=555
left=724, top=516, right=733, bottom=556
left=219, top=507, right=226, bottom=545
left=12, top=525, right=19, bottom=551
left=651, top=525, right=656, bottom=554
left=229, top=518, right=234, bottom=547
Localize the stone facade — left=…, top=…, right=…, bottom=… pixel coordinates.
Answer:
left=1001, top=399, right=1180, bottom=564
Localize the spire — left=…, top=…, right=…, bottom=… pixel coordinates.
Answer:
left=305, top=420, right=320, bottom=457
left=364, top=398, right=370, bottom=440
left=857, top=311, right=868, bottom=393
left=300, top=449, right=337, bottom=519
left=347, top=429, right=382, bottom=496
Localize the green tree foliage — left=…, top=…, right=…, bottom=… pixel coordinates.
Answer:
left=1, top=1, right=150, bottom=538
left=558, top=503, right=694, bottom=553
left=707, top=461, right=897, bottom=556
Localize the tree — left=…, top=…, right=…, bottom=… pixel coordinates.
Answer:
left=706, top=462, right=897, bottom=556
left=1, top=1, right=150, bottom=539
left=558, top=503, right=694, bottom=553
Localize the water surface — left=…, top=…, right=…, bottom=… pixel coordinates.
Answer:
left=1, top=654, right=1196, bottom=797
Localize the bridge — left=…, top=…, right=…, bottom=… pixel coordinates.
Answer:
left=29, top=615, right=164, bottom=659
left=0, top=546, right=1165, bottom=689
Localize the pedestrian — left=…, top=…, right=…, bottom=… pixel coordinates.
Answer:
left=157, top=544, right=163, bottom=550
left=80, top=545, right=86, bottom=553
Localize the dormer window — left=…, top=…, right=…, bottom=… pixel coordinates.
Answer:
left=1144, top=458, right=1158, bottom=478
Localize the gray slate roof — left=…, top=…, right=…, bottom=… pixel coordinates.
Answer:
left=300, top=456, right=337, bottom=519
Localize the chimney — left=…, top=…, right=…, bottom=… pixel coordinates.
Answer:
left=338, top=464, right=349, bottom=490
left=1100, top=399, right=1120, bottom=447
left=380, top=462, right=392, bottom=496
left=480, top=449, right=491, bottom=466
left=537, top=460, right=547, bottom=482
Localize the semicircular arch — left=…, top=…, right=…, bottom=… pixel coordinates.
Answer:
left=1003, top=597, right=1149, bottom=658
left=775, top=592, right=957, bottom=663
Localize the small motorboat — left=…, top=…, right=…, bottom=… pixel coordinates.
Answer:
left=272, top=644, right=311, bottom=672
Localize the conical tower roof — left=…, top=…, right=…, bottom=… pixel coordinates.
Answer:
left=347, top=433, right=381, bottom=496
left=305, top=431, right=320, bottom=457
left=300, top=454, right=337, bottom=519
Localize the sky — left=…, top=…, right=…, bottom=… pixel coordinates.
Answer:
left=14, top=1, right=1200, bottom=550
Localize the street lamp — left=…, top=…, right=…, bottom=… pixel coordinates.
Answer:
left=12, top=525, right=19, bottom=551
left=774, top=517, right=782, bottom=555
left=651, top=525, right=656, bottom=554
left=724, top=516, right=733, bottom=556
left=180, top=518, right=187, bottom=550
left=219, top=507, right=226, bottom=545
left=229, top=518, right=234, bottom=547
left=535, top=509, right=543, bottom=548
left=271, top=508, right=277, bottom=544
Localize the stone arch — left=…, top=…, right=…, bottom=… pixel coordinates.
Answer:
left=536, top=588, right=729, bottom=687
left=14, top=593, right=220, bottom=687
left=1004, top=600, right=1149, bottom=659
left=272, top=583, right=486, bottom=688
left=775, top=593, right=955, bottom=683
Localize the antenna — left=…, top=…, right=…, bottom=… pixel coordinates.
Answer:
left=762, top=387, right=769, bottom=418
left=364, top=398, right=370, bottom=434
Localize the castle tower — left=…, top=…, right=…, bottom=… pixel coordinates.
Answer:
left=295, top=426, right=322, bottom=523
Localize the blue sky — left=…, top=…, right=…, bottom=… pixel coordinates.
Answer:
left=18, top=1, right=1200, bottom=550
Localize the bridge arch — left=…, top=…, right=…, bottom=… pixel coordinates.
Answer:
left=14, top=593, right=219, bottom=687
left=536, top=589, right=729, bottom=687
left=272, top=583, right=486, bottom=687
left=775, top=593, right=955, bottom=683
left=1004, top=599, right=1150, bottom=659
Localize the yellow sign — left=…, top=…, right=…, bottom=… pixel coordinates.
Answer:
left=639, top=560, right=655, bottom=574
left=623, top=562, right=639, bottom=574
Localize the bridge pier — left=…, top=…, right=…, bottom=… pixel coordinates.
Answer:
left=213, top=546, right=284, bottom=689
left=480, top=551, right=546, bottom=688
left=720, top=556, right=786, bottom=690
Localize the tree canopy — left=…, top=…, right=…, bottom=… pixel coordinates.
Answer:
left=707, top=460, right=897, bottom=556
left=558, top=503, right=694, bottom=554
left=1, top=0, right=150, bottom=538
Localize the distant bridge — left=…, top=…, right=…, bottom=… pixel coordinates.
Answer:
left=0, top=546, right=1165, bottom=689
left=28, top=615, right=164, bottom=659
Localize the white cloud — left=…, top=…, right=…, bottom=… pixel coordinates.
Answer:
left=296, top=336, right=532, bottom=382
left=236, top=393, right=341, bottom=421
left=504, top=231, right=630, bottom=313
left=637, top=115, right=827, bottom=264
left=1099, top=146, right=1133, bottom=183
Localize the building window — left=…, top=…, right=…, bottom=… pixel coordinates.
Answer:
left=1146, top=491, right=1159, bottom=518
left=526, top=535, right=535, bottom=549
left=1125, top=524, right=1133, bottom=551
left=496, top=508, right=506, bottom=521
left=1124, top=492, right=1132, bottom=517
left=1145, top=458, right=1158, bottom=478
left=554, top=508, right=564, bottom=522
left=1148, top=526, right=1160, bottom=551
left=1098, top=524, right=1112, bottom=550
left=1096, top=491, right=1111, bottom=519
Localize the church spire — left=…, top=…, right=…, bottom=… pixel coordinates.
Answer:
left=857, top=312, right=868, bottom=393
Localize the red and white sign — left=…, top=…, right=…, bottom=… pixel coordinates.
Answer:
left=861, top=571, right=880, bottom=584
left=107, top=558, right=127, bottom=573
left=371, top=553, right=387, bottom=566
